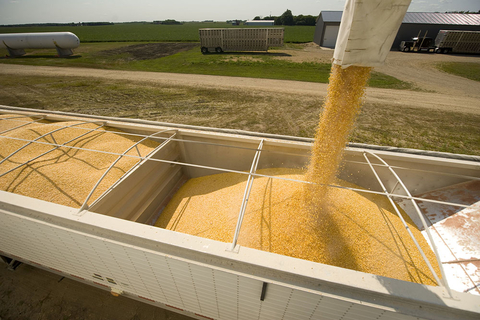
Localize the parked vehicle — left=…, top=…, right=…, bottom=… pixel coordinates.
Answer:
left=400, top=30, right=480, bottom=54
left=435, top=30, right=480, bottom=54
left=400, top=35, right=435, bottom=52
left=198, top=28, right=284, bottom=54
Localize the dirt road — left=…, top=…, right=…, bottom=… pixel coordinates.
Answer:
left=275, top=43, right=480, bottom=96
left=1, top=50, right=479, bottom=115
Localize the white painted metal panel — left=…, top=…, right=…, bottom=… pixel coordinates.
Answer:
left=1, top=204, right=445, bottom=320
left=0, top=32, right=79, bottom=49
left=258, top=284, right=294, bottom=318
left=281, top=289, right=323, bottom=319
left=323, top=25, right=340, bottom=48
left=0, top=32, right=79, bottom=56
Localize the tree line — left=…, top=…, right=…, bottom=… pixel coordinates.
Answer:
left=254, top=9, right=317, bottom=26
left=253, top=9, right=480, bottom=26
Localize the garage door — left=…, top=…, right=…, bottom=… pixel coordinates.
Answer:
left=323, top=25, right=340, bottom=48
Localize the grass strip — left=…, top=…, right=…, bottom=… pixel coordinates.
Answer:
left=0, top=43, right=414, bottom=90
left=0, top=75, right=477, bottom=156
left=437, top=62, right=480, bottom=82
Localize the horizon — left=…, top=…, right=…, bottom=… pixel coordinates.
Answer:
left=1, top=10, right=480, bottom=27
left=0, top=0, right=479, bottom=26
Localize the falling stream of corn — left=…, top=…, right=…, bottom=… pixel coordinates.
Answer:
left=305, top=64, right=372, bottom=206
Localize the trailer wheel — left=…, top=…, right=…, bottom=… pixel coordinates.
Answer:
left=201, top=47, right=209, bottom=54
left=215, top=47, right=223, bottom=53
left=436, top=48, right=443, bottom=54
left=403, top=47, right=410, bottom=52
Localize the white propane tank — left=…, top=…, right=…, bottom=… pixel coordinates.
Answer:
left=0, top=32, right=80, bottom=57
left=333, top=0, right=412, bottom=67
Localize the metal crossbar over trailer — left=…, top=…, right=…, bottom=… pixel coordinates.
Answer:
left=198, top=28, right=284, bottom=54
left=0, top=106, right=479, bottom=320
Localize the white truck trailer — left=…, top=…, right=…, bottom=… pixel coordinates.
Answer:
left=198, top=28, right=284, bottom=54
left=434, top=30, right=480, bottom=54
left=1, top=106, right=480, bottom=320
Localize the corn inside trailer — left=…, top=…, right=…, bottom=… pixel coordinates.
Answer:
left=0, top=106, right=480, bottom=320
left=198, top=28, right=284, bottom=54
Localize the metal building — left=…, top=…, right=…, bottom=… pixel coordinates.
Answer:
left=314, top=11, right=480, bottom=49
left=313, top=11, right=343, bottom=48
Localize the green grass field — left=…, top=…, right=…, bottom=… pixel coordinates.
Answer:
left=0, top=22, right=412, bottom=89
left=0, top=22, right=315, bottom=43
left=0, top=42, right=414, bottom=90
left=437, top=62, right=480, bottom=82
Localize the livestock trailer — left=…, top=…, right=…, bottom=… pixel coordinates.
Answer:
left=0, top=106, right=479, bottom=320
left=198, top=28, right=284, bottom=53
left=434, top=30, right=480, bottom=54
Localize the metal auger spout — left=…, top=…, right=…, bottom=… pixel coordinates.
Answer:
left=333, top=0, right=412, bottom=68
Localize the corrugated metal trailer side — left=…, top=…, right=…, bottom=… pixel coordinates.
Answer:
left=1, top=192, right=480, bottom=320
left=198, top=28, right=284, bottom=53
left=435, top=30, right=480, bottom=54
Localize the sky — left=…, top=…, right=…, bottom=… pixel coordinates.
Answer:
left=0, top=0, right=479, bottom=25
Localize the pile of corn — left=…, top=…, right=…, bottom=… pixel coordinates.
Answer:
left=156, top=64, right=440, bottom=285
left=155, top=167, right=440, bottom=285
left=0, top=114, right=159, bottom=208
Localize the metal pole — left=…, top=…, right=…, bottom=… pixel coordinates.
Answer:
left=0, top=120, right=101, bottom=167
left=230, top=139, right=264, bottom=251
left=0, top=117, right=45, bottom=135
left=78, top=130, right=175, bottom=212
left=0, top=123, right=106, bottom=179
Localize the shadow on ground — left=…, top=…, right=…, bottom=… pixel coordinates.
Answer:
left=0, top=262, right=195, bottom=320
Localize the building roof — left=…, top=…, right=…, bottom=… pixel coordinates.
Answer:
left=318, top=11, right=480, bottom=26
left=319, top=11, right=343, bottom=22
left=403, top=12, right=480, bottom=25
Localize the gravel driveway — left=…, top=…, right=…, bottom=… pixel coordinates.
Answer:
left=1, top=55, right=479, bottom=115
